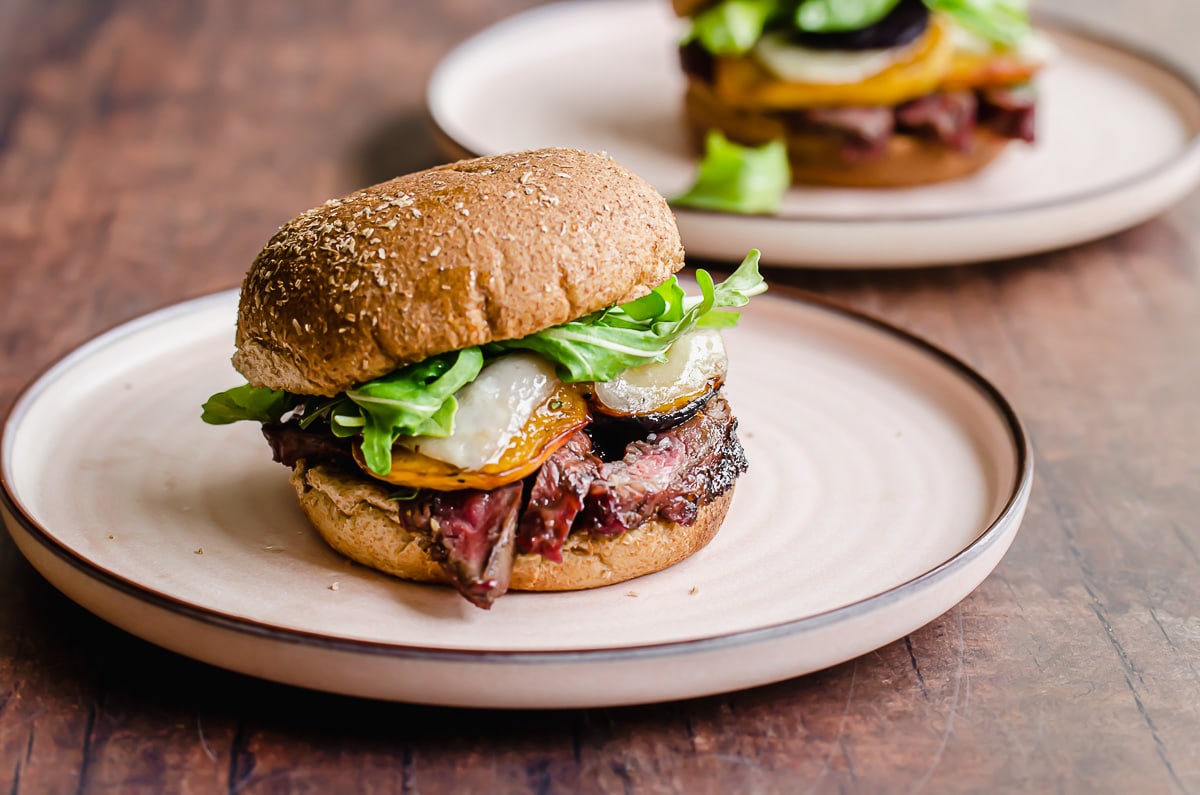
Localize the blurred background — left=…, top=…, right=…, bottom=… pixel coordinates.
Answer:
left=1, top=2, right=1198, bottom=792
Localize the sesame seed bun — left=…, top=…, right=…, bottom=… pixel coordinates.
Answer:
left=233, top=148, right=685, bottom=396
left=291, top=462, right=734, bottom=593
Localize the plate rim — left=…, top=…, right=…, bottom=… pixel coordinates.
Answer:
left=1, top=287, right=1034, bottom=664
left=426, top=0, right=1200, bottom=226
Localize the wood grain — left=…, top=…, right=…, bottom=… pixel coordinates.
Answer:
left=1, top=0, right=1198, bottom=792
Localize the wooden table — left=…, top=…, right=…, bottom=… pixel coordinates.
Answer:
left=2, top=1, right=1197, bottom=792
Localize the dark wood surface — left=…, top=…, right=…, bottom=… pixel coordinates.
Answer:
left=2, top=1, right=1198, bottom=792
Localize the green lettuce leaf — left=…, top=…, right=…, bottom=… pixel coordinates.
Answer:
left=686, top=0, right=782, bottom=56
left=338, top=347, right=485, bottom=476
left=795, top=0, right=902, bottom=33
left=924, top=0, right=1029, bottom=46
left=673, top=131, right=791, bottom=215
left=489, top=250, right=766, bottom=382
left=685, top=0, right=1031, bottom=51
left=200, top=383, right=290, bottom=425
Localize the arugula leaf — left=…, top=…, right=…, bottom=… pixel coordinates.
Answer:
left=795, top=0, right=902, bottom=33
left=673, top=131, right=791, bottom=215
left=489, top=250, right=766, bottom=382
left=924, top=0, right=1029, bottom=46
left=686, top=0, right=782, bottom=56
left=338, top=347, right=484, bottom=476
left=201, top=383, right=290, bottom=425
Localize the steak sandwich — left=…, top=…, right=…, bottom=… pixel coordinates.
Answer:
left=202, top=148, right=765, bottom=608
left=675, top=0, right=1051, bottom=186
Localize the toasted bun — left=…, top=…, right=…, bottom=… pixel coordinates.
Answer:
left=684, top=80, right=1009, bottom=188
left=233, top=149, right=685, bottom=396
left=291, top=462, right=732, bottom=593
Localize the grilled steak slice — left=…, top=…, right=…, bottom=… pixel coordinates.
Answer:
left=576, top=394, right=747, bottom=536
left=795, top=106, right=896, bottom=159
left=516, top=431, right=603, bottom=562
left=979, top=85, right=1037, bottom=142
left=263, top=422, right=354, bottom=469
left=896, top=90, right=978, bottom=151
left=402, top=484, right=522, bottom=609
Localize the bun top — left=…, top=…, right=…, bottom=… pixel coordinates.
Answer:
left=233, top=149, right=685, bottom=396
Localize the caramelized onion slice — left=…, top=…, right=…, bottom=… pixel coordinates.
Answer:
left=591, top=329, right=728, bottom=418
left=356, top=384, right=589, bottom=491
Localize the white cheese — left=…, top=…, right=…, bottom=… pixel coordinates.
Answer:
left=404, top=353, right=559, bottom=470
left=592, top=329, right=728, bottom=416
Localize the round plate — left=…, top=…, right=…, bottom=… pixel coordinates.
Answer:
left=1, top=289, right=1032, bottom=708
left=428, top=0, right=1200, bottom=268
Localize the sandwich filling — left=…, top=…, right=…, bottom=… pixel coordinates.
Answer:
left=679, top=0, right=1047, bottom=167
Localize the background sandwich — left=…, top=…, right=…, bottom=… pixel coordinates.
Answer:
left=675, top=0, right=1051, bottom=187
left=203, top=148, right=764, bottom=608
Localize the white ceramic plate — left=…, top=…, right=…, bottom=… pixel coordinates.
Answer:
left=428, top=0, right=1200, bottom=268
left=1, top=289, right=1031, bottom=708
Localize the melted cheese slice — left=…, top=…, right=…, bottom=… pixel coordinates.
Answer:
left=362, top=354, right=590, bottom=491
left=592, top=329, right=728, bottom=416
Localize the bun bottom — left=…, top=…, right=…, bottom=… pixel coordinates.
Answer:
left=684, top=82, right=1009, bottom=188
left=291, top=462, right=734, bottom=593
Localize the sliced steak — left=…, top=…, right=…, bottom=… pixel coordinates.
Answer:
left=576, top=394, right=747, bottom=536
left=797, top=106, right=895, bottom=160
left=979, top=85, right=1037, bottom=142
left=402, top=484, right=522, bottom=609
left=515, top=431, right=603, bottom=562
left=263, top=422, right=353, bottom=469
left=896, top=90, right=978, bottom=151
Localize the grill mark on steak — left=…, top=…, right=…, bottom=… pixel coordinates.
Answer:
left=576, top=394, right=747, bottom=537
